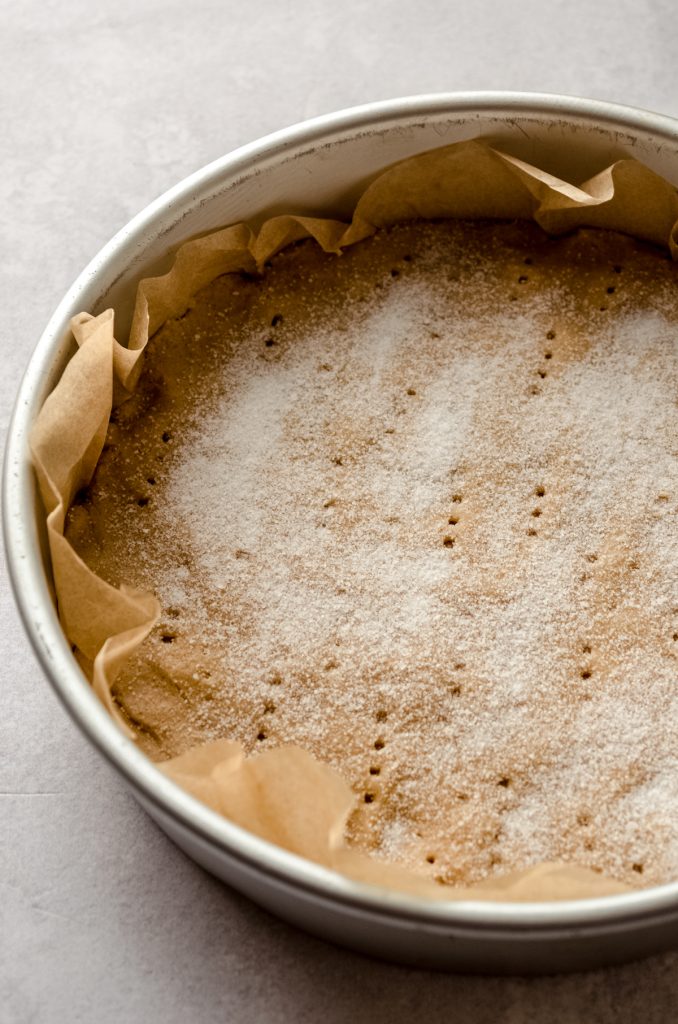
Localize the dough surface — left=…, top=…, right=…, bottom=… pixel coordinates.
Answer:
left=66, top=220, right=678, bottom=888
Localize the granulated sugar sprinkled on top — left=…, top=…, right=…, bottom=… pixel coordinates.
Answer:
left=68, top=220, right=678, bottom=888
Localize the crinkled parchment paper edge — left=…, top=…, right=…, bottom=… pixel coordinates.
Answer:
left=29, top=139, right=678, bottom=902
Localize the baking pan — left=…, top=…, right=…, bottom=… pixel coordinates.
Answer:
left=5, top=92, right=678, bottom=973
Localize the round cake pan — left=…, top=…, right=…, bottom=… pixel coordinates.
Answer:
left=5, top=92, right=678, bottom=974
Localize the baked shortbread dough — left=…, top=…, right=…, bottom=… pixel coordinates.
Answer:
left=66, top=219, right=678, bottom=889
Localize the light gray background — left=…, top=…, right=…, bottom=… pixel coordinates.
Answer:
left=2, top=1, right=677, bottom=1020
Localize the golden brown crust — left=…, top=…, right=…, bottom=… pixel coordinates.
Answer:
left=66, top=220, right=678, bottom=888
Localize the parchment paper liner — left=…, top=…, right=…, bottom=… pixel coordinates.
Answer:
left=30, top=139, right=678, bottom=902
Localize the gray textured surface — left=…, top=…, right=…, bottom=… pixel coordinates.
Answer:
left=2, top=1, right=678, bottom=1020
